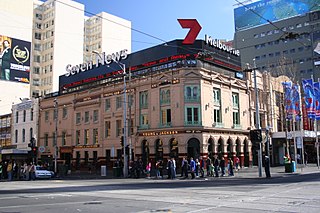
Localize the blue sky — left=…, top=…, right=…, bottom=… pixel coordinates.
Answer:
left=74, top=0, right=239, bottom=52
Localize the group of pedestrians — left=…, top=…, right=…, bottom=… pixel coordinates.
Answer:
left=0, top=160, right=37, bottom=181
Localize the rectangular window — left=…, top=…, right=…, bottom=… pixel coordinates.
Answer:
left=233, top=111, right=240, bottom=125
left=31, top=108, right=34, bottom=121
left=76, top=112, right=81, bottom=124
left=105, top=99, right=111, bottom=111
left=93, top=110, right=98, bottom=122
left=84, top=129, right=89, bottom=145
left=140, top=114, right=149, bottom=127
left=116, top=96, right=122, bottom=109
left=15, top=130, right=18, bottom=143
left=185, top=106, right=200, bottom=125
left=93, top=128, right=98, bottom=144
left=63, top=107, right=67, bottom=118
left=44, top=133, right=48, bottom=146
left=62, top=131, right=66, bottom=146
left=185, top=85, right=200, bottom=102
left=232, top=93, right=239, bottom=109
left=213, top=88, right=220, bottom=105
left=160, top=108, right=171, bottom=126
left=22, top=129, right=25, bottom=142
left=139, top=91, right=148, bottom=108
left=84, top=111, right=89, bottom=123
left=116, top=120, right=122, bottom=137
left=160, top=89, right=171, bottom=105
left=16, top=111, right=19, bottom=123
left=23, top=110, right=26, bottom=122
left=213, top=109, right=221, bottom=123
left=105, top=121, right=111, bottom=138
left=76, top=130, right=80, bottom=145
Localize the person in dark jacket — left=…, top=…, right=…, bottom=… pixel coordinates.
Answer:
left=220, top=157, right=226, bottom=177
left=214, top=156, right=219, bottom=177
left=166, top=158, right=172, bottom=179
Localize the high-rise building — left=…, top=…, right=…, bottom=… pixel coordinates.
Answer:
left=84, top=12, right=131, bottom=63
left=31, top=0, right=85, bottom=97
left=0, top=0, right=33, bottom=114
left=31, top=0, right=132, bottom=97
left=234, top=0, right=320, bottom=81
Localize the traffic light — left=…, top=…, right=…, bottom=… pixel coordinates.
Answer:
left=120, top=136, right=124, bottom=147
left=28, top=137, right=36, bottom=148
left=250, top=129, right=262, bottom=143
left=32, top=146, right=38, bottom=157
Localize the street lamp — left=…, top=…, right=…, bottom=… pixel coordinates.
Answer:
left=54, top=98, right=58, bottom=174
left=92, top=50, right=128, bottom=177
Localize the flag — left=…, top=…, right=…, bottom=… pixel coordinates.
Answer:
left=282, top=81, right=293, bottom=120
left=314, top=82, right=320, bottom=120
left=292, top=84, right=301, bottom=121
left=302, top=79, right=315, bottom=119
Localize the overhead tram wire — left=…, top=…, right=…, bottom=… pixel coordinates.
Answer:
left=233, top=0, right=314, bottom=48
left=54, top=0, right=167, bottom=44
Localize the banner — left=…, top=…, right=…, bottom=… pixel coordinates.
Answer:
left=302, top=79, right=315, bottom=118
left=282, top=81, right=293, bottom=120
left=292, top=83, right=301, bottom=121
left=314, top=82, right=320, bottom=120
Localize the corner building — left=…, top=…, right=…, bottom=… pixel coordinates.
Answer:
left=38, top=40, right=271, bottom=171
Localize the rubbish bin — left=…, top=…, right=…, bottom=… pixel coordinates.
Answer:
left=101, top=166, right=106, bottom=177
left=113, top=167, right=121, bottom=177
left=285, top=161, right=296, bottom=173
left=285, top=163, right=292, bottom=173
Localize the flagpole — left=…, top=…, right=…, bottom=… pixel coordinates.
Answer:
left=298, top=83, right=305, bottom=171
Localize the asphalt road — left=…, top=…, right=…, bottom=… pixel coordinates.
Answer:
left=1, top=172, right=320, bottom=213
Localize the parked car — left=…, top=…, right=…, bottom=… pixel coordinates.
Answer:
left=35, top=166, right=52, bottom=179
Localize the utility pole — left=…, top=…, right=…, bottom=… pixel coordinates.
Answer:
left=54, top=98, right=58, bottom=175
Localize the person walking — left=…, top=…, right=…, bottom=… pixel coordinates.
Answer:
left=190, top=157, right=196, bottom=179
left=199, top=156, right=205, bottom=178
left=214, top=156, right=219, bottom=177
left=7, top=160, right=13, bottom=181
left=228, top=158, right=234, bottom=176
left=234, top=156, right=240, bottom=171
left=29, top=163, right=36, bottom=181
left=220, top=157, right=226, bottom=177
left=195, top=159, right=200, bottom=177
left=171, top=157, right=176, bottom=179
left=145, top=161, right=151, bottom=179
left=182, top=157, right=188, bottom=178
left=156, top=160, right=161, bottom=179
left=206, top=157, right=212, bottom=176
left=166, top=158, right=172, bottom=179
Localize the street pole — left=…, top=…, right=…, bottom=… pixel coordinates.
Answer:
left=54, top=98, right=58, bottom=174
left=253, top=59, right=263, bottom=177
left=122, top=63, right=128, bottom=177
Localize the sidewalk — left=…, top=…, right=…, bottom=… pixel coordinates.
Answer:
left=56, top=164, right=320, bottom=180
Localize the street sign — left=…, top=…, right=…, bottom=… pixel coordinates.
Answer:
left=38, top=146, right=45, bottom=153
left=287, top=132, right=293, bottom=139
left=296, top=137, right=302, bottom=149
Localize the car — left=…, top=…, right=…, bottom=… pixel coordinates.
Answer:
left=35, top=166, right=52, bottom=179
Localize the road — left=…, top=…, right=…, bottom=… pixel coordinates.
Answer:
left=0, top=171, right=320, bottom=213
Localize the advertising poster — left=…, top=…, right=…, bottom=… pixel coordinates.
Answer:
left=0, top=35, right=31, bottom=83
left=234, top=0, right=320, bottom=31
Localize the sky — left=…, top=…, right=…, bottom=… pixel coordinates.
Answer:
left=74, top=0, right=240, bottom=52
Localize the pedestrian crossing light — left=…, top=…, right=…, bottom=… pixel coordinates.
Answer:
left=250, top=129, right=262, bottom=143
left=120, top=136, right=124, bottom=147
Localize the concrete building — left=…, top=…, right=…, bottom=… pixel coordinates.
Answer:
left=36, top=39, right=287, bottom=173
left=84, top=12, right=131, bottom=63
left=234, top=0, right=320, bottom=81
left=0, top=0, right=33, bottom=114
left=31, top=0, right=85, bottom=97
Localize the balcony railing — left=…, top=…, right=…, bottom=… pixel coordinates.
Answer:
left=159, top=122, right=172, bottom=128
left=185, top=121, right=202, bottom=126
left=184, top=96, right=200, bottom=102
left=138, top=124, right=150, bottom=130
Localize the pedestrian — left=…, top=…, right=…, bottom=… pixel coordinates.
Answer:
left=23, top=162, right=30, bottom=181
left=304, top=152, right=308, bottom=166
left=265, top=156, right=271, bottom=178
left=234, top=156, right=240, bottom=171
left=159, top=160, right=164, bottom=178
left=166, top=158, right=172, bottom=179
left=7, top=160, right=13, bottom=181
left=29, top=163, right=36, bottom=181
left=181, top=158, right=185, bottom=177
left=214, top=156, right=219, bottom=177
left=228, top=158, right=234, bottom=176
left=220, top=157, right=226, bottom=177
left=190, top=157, right=196, bottom=179
left=146, top=161, right=151, bottom=178
left=199, top=156, right=205, bottom=178
left=0, top=161, right=3, bottom=180
left=195, top=158, right=200, bottom=177
left=206, top=157, right=212, bottom=176
left=182, top=157, right=188, bottom=178
left=156, top=160, right=161, bottom=179
left=171, top=157, right=176, bottom=179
